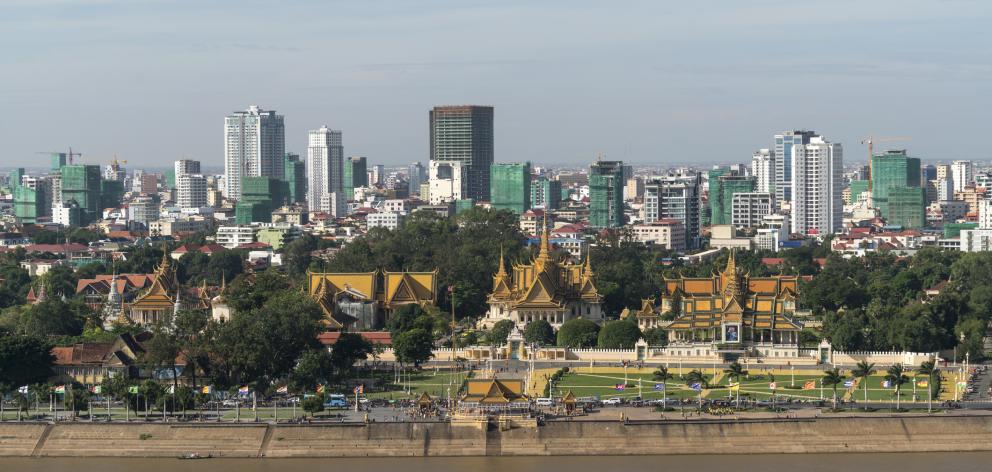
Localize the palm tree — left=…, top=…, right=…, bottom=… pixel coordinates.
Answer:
left=851, top=360, right=876, bottom=411
left=723, top=361, right=748, bottom=409
left=653, top=367, right=674, bottom=410
left=821, top=368, right=845, bottom=410
left=684, top=369, right=708, bottom=409
left=916, top=360, right=938, bottom=413
left=885, top=363, right=911, bottom=411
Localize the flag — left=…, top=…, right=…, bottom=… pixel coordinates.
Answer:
left=89, top=385, right=102, bottom=394
left=882, top=380, right=892, bottom=388
left=614, top=384, right=626, bottom=391
left=276, top=385, right=289, bottom=394
left=448, top=285, right=454, bottom=293
left=653, top=383, right=665, bottom=391
left=128, top=386, right=139, bottom=394
left=201, top=386, right=213, bottom=394
left=690, top=383, right=702, bottom=392
left=728, top=383, right=740, bottom=392
left=768, top=382, right=777, bottom=390
left=354, top=385, right=364, bottom=395
left=167, top=385, right=175, bottom=394
left=18, top=386, right=29, bottom=394
left=316, top=385, right=326, bottom=394
left=957, top=381, right=967, bottom=390
left=238, top=386, right=250, bottom=395
left=844, top=380, right=854, bottom=388
left=917, top=380, right=929, bottom=388
left=54, top=385, right=66, bottom=394
left=803, top=381, right=816, bottom=390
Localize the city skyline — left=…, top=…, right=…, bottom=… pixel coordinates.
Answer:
left=2, top=1, right=990, bottom=168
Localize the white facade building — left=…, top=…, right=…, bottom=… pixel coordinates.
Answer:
left=731, top=192, right=774, bottom=229
left=428, top=160, right=467, bottom=204
left=174, top=159, right=201, bottom=178
left=367, top=212, right=405, bottom=231
left=306, top=126, right=344, bottom=212
left=951, top=160, right=973, bottom=193
left=791, top=136, right=843, bottom=236
left=961, top=228, right=992, bottom=252
left=978, top=199, right=992, bottom=229
left=751, top=149, right=774, bottom=194
left=631, top=220, right=686, bottom=251
left=176, top=174, right=208, bottom=211
left=224, top=105, right=285, bottom=200
left=216, top=226, right=256, bottom=249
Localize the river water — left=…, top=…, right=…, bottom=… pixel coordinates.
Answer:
left=3, top=453, right=990, bottom=472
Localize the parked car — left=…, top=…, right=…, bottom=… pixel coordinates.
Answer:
left=602, top=397, right=623, bottom=406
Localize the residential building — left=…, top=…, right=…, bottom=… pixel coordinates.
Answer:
left=791, top=136, right=842, bottom=235
left=174, top=160, right=200, bottom=178
left=731, top=192, right=774, bottom=229
left=428, top=160, right=467, bottom=204
left=343, top=156, right=368, bottom=201
left=643, top=174, right=701, bottom=249
left=371, top=164, right=385, bottom=186
left=955, top=186, right=986, bottom=214
left=307, top=126, right=344, bottom=213
left=709, top=169, right=755, bottom=226
left=751, top=148, right=774, bottom=194
left=236, top=176, right=288, bottom=224
left=128, top=195, right=159, bottom=227
left=589, top=160, right=625, bottom=228
left=708, top=225, right=753, bottom=250
left=951, top=160, right=973, bottom=193
left=148, top=218, right=212, bottom=236
left=176, top=174, right=207, bottom=211
left=490, top=162, right=531, bottom=214
left=407, top=162, right=426, bottom=196
left=429, top=105, right=494, bottom=201
left=979, top=200, right=992, bottom=229
left=871, top=150, right=924, bottom=228
left=224, top=105, right=285, bottom=200
left=531, top=177, right=562, bottom=210
left=14, top=184, right=49, bottom=224
left=255, top=226, right=302, bottom=250
left=216, top=226, right=256, bottom=249
left=624, top=177, right=644, bottom=201
left=774, top=130, right=817, bottom=203
left=960, top=229, right=992, bottom=252
left=60, top=164, right=102, bottom=223
left=631, top=220, right=686, bottom=251
left=367, top=212, right=406, bottom=231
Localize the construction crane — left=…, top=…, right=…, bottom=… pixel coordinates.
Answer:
left=34, top=148, right=82, bottom=165
left=859, top=136, right=911, bottom=190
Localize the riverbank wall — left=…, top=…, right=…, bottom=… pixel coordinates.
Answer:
left=2, top=416, right=992, bottom=458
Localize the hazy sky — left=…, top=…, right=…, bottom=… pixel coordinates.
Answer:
left=1, top=0, right=990, bottom=169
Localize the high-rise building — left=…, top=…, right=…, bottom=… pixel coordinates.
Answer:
left=429, top=105, right=494, bottom=201
left=871, top=149, right=923, bottom=227
left=100, top=179, right=125, bottom=209
left=235, top=176, right=288, bottom=224
left=14, top=183, right=48, bottom=224
left=104, top=158, right=126, bottom=182
left=177, top=174, right=208, bottom=211
left=922, top=164, right=937, bottom=183
left=643, top=174, right=701, bottom=249
left=60, top=164, right=102, bottom=223
left=407, top=162, right=426, bottom=196
left=708, top=169, right=755, bottom=226
left=343, top=156, right=368, bottom=200
left=624, top=177, right=644, bottom=201
left=428, top=160, right=467, bottom=205
left=751, top=149, right=774, bottom=194
left=128, top=195, right=159, bottom=227
left=224, top=105, right=285, bottom=200
left=848, top=180, right=870, bottom=204
left=175, top=159, right=201, bottom=178
left=49, top=153, right=67, bottom=171
left=490, top=162, right=532, bottom=214
left=731, top=192, right=775, bottom=229
left=951, top=160, right=973, bottom=193
left=306, top=126, right=344, bottom=212
left=531, top=177, right=562, bottom=210
left=791, top=136, right=842, bottom=235
left=589, top=160, right=625, bottom=228
left=371, top=164, right=385, bottom=186
left=774, top=130, right=817, bottom=203
left=283, top=153, right=306, bottom=204
left=8, top=168, right=24, bottom=189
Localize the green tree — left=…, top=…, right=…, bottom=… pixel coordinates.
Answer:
left=0, top=335, right=54, bottom=387
left=821, top=368, right=845, bottom=410
left=885, top=363, right=910, bottom=411
left=723, top=361, right=748, bottom=408
left=291, top=349, right=333, bottom=391
left=851, top=360, right=876, bottom=411
left=206, top=250, right=244, bottom=285
left=301, top=393, right=325, bottom=418
left=387, top=304, right=429, bottom=336
left=642, top=327, right=667, bottom=346
left=487, top=320, right=515, bottom=346
left=393, top=328, right=434, bottom=367
left=652, top=366, right=674, bottom=409
left=557, top=319, right=600, bottom=348
left=523, top=320, right=555, bottom=345
left=283, top=234, right=317, bottom=277
left=597, top=319, right=641, bottom=349
left=16, top=298, right=87, bottom=337
left=177, top=252, right=210, bottom=285
left=173, top=310, right=210, bottom=388
left=684, top=369, right=708, bottom=408
left=328, top=332, right=373, bottom=376
left=916, top=360, right=937, bottom=413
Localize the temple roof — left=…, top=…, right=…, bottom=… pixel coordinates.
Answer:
left=461, top=378, right=528, bottom=404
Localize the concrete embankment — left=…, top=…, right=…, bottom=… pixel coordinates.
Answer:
left=1, top=416, right=992, bottom=458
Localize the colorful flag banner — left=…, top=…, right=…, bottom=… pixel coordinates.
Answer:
left=167, top=385, right=175, bottom=394
left=614, top=384, right=626, bottom=391
left=89, top=385, right=102, bottom=394
left=128, top=386, right=139, bottom=394
left=882, top=380, right=892, bottom=388
left=803, top=381, right=816, bottom=390
left=276, top=385, right=289, bottom=394
left=728, top=383, right=740, bottom=392
left=843, top=380, right=854, bottom=388
left=653, top=384, right=665, bottom=391
left=690, top=383, right=702, bottom=392
left=238, top=386, right=250, bottom=395
left=18, top=386, right=29, bottom=394
left=54, top=385, right=66, bottom=394
left=201, top=386, right=213, bottom=394
left=316, top=385, right=326, bottom=394
left=354, top=385, right=365, bottom=394
left=768, top=382, right=777, bottom=390
left=917, top=380, right=929, bottom=388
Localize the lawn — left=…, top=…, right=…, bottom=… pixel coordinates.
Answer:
left=364, top=369, right=471, bottom=400
left=553, top=369, right=710, bottom=400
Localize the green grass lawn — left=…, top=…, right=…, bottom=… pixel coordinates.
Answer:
left=553, top=371, right=702, bottom=400
left=716, top=372, right=938, bottom=402
left=364, top=369, right=471, bottom=400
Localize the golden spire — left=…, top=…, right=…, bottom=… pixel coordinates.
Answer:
left=538, top=211, right=551, bottom=258
left=220, top=274, right=226, bottom=292
left=723, top=249, right=741, bottom=299
left=496, top=245, right=507, bottom=278
left=583, top=252, right=595, bottom=278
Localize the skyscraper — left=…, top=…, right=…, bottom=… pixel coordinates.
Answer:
left=709, top=170, right=755, bottom=226
left=871, top=149, right=923, bottom=228
left=177, top=174, right=208, bottom=211
left=407, top=162, right=426, bottom=195
left=531, top=177, right=562, bottom=210
left=751, top=149, right=774, bottom=194
left=951, top=160, right=974, bottom=193
left=589, top=160, right=625, bottom=228
left=283, top=153, right=306, bottom=204
left=60, top=164, right=102, bottom=223
left=643, top=174, right=701, bottom=249
left=429, top=105, right=494, bottom=201
left=490, top=162, right=532, bottom=214
left=175, top=159, right=201, bottom=178
left=774, top=130, right=817, bottom=203
left=307, top=126, right=344, bottom=213
left=224, top=105, right=285, bottom=200
left=344, top=156, right=368, bottom=200
left=791, top=136, right=842, bottom=235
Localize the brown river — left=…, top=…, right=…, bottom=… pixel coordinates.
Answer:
left=2, top=453, right=990, bottom=472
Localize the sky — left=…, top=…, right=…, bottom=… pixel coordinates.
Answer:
left=1, top=0, right=990, bottom=169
